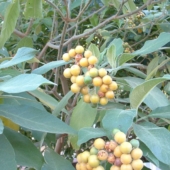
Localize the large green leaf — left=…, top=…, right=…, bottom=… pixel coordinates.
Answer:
left=32, top=60, right=70, bottom=75
left=124, top=77, right=170, bottom=110
left=0, top=119, right=4, bottom=134
left=133, top=121, right=170, bottom=165
left=0, top=0, right=20, bottom=48
left=52, top=91, right=73, bottom=116
left=106, top=44, right=116, bottom=68
left=44, top=148, right=75, bottom=170
left=0, top=104, right=76, bottom=135
left=102, top=109, right=137, bottom=135
left=118, top=53, right=136, bottom=66
left=4, top=128, right=44, bottom=170
left=69, top=99, right=97, bottom=149
left=0, top=47, right=38, bottom=69
left=130, top=75, right=170, bottom=109
left=24, top=0, right=43, bottom=18
left=77, top=127, right=107, bottom=146
left=0, top=134, right=17, bottom=170
left=88, top=43, right=100, bottom=59
left=0, top=74, right=55, bottom=93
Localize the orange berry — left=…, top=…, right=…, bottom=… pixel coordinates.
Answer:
left=120, top=142, right=132, bottom=154
left=131, top=148, right=143, bottom=160
left=109, top=140, right=118, bottom=151
left=76, top=163, right=81, bottom=170
left=107, top=153, right=115, bottom=164
left=68, top=49, right=76, bottom=57
left=76, top=75, right=84, bottom=86
left=75, top=45, right=84, bottom=54
left=83, top=94, right=90, bottom=103
left=105, top=91, right=114, bottom=99
left=81, top=86, right=89, bottom=95
left=102, top=75, right=112, bottom=85
left=94, top=138, right=105, bottom=150
left=114, top=146, right=122, bottom=158
left=98, top=68, right=107, bottom=77
left=90, top=94, right=100, bottom=104
left=89, top=68, right=98, bottom=77
left=88, top=56, right=98, bottom=65
left=63, top=68, right=72, bottom=78
left=62, top=53, right=70, bottom=61
left=100, top=97, right=108, bottom=105
left=114, top=131, right=126, bottom=144
left=71, top=83, right=80, bottom=93
left=100, top=84, right=109, bottom=93
left=97, top=150, right=108, bottom=161
left=84, top=50, right=92, bottom=58
left=93, top=77, right=102, bottom=86
left=79, top=58, right=89, bottom=67
left=131, top=159, right=143, bottom=170
left=70, top=65, right=81, bottom=76
left=120, top=154, right=132, bottom=164
left=86, top=163, right=93, bottom=170
left=109, top=81, right=118, bottom=90
left=98, top=91, right=105, bottom=98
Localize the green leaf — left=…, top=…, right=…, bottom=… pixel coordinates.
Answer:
left=0, top=47, right=9, bottom=57
left=124, top=67, right=146, bottom=78
left=44, top=148, right=75, bottom=170
left=102, top=109, right=137, bottom=135
left=0, top=134, right=17, bottom=170
left=4, top=127, right=44, bottom=170
left=24, top=0, right=43, bottom=19
left=147, top=56, right=159, bottom=76
left=88, top=43, right=100, bottom=59
left=0, top=74, right=55, bottom=93
left=133, top=32, right=170, bottom=55
left=133, top=121, right=170, bottom=165
left=0, top=104, right=76, bottom=135
left=148, top=105, right=170, bottom=119
left=15, top=37, right=33, bottom=52
left=118, top=53, right=136, bottom=66
left=32, top=60, right=70, bottom=75
left=0, top=2, right=11, bottom=16
left=69, top=99, right=97, bottom=149
left=125, top=0, right=136, bottom=12
left=89, top=14, right=99, bottom=26
left=125, top=77, right=170, bottom=110
left=52, top=91, right=73, bottom=116
left=0, top=47, right=38, bottom=69
left=0, top=68, right=20, bottom=77
left=0, top=119, right=4, bottom=134
left=106, top=45, right=116, bottom=68
left=0, top=0, right=20, bottom=48
left=77, top=128, right=107, bottom=146
left=130, top=75, right=170, bottom=109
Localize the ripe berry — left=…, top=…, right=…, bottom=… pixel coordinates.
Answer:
left=81, top=86, right=89, bottom=95
left=109, top=140, right=118, bottom=151
left=114, top=146, right=122, bottom=158
left=83, top=94, right=91, bottom=103
left=76, top=163, right=80, bottom=170
left=63, top=68, right=72, bottom=78
left=97, top=150, right=108, bottom=161
left=105, top=91, right=114, bottom=99
left=130, top=139, right=140, bottom=148
left=98, top=91, right=105, bottom=98
left=93, top=77, right=102, bottom=86
left=107, top=153, right=115, bottom=164
left=77, top=153, right=82, bottom=163
left=88, top=56, right=98, bottom=65
left=114, top=131, right=126, bottom=144
left=84, top=76, right=92, bottom=85
left=100, top=97, right=108, bottom=105
left=71, top=83, right=80, bottom=93
left=131, top=148, right=143, bottom=160
left=62, top=53, right=70, bottom=61
left=70, top=76, right=77, bottom=83
left=79, top=162, right=86, bottom=169
left=81, top=151, right=90, bottom=163
left=102, top=75, right=112, bottom=85
left=98, top=68, right=107, bottom=77
left=68, top=49, right=76, bottom=57
left=90, top=95, right=100, bottom=104
left=114, top=158, right=122, bottom=167
left=70, top=65, right=81, bottom=76
left=89, top=68, right=98, bottom=77
left=109, top=81, right=118, bottom=91
left=100, top=84, right=109, bottom=93
left=86, top=163, right=93, bottom=170
left=75, top=45, right=84, bottom=54
left=120, top=142, right=132, bottom=154
left=93, top=138, right=105, bottom=150
left=76, top=75, right=84, bottom=86
left=88, top=155, right=100, bottom=168
left=95, top=165, right=105, bottom=170
left=84, top=50, right=92, bottom=58
left=79, top=58, right=89, bottom=67
left=120, top=164, right=133, bottom=170
left=120, top=154, right=132, bottom=164
left=110, top=165, right=120, bottom=170
left=131, top=159, right=143, bottom=170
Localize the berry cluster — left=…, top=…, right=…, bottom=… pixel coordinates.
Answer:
left=62, top=45, right=118, bottom=106
left=76, top=129, right=143, bottom=170
left=123, top=42, right=134, bottom=53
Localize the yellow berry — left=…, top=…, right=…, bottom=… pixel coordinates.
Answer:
left=93, top=77, right=103, bottom=86
left=100, top=97, right=108, bottom=105
left=131, top=159, right=144, bottom=170
left=70, top=65, right=81, bottom=76
left=76, top=75, right=84, bottom=86
left=81, top=86, right=89, bottom=95
left=71, top=83, right=80, bottom=93
left=83, top=94, right=91, bottom=103
left=88, top=155, right=100, bottom=168
left=114, top=131, right=126, bottom=144
left=88, top=56, right=98, bottom=65
left=62, top=53, right=70, bottom=61
left=120, top=154, right=132, bottom=164
left=89, top=68, right=98, bottom=77
left=98, top=68, right=107, bottom=77
left=90, top=94, right=100, bottom=104
left=102, top=75, right=112, bottom=85
left=68, top=49, right=76, bottom=58
left=94, top=138, right=105, bottom=150
left=120, top=142, right=132, bottom=154
left=100, top=84, right=109, bottom=93
left=105, top=91, right=114, bottom=99
left=109, top=81, right=118, bottom=90
left=75, top=45, right=84, bottom=54
left=79, top=58, right=89, bottom=67
left=84, top=50, right=92, bottom=58
left=131, top=148, right=143, bottom=160
left=120, top=164, right=133, bottom=170
left=114, top=146, right=122, bottom=158
left=70, top=76, right=77, bottom=83
left=63, top=68, right=72, bottom=78
left=110, top=165, right=120, bottom=170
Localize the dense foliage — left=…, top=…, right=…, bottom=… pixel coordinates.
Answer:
left=0, top=0, right=170, bottom=169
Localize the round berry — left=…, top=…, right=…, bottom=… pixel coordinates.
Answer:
left=98, top=68, right=107, bottom=77
left=70, top=65, right=81, bottom=76
left=99, top=84, right=109, bottom=93
left=120, top=154, right=132, bottom=164
left=84, top=76, right=92, bottom=85
left=105, top=90, right=114, bottom=99
left=79, top=58, right=89, bottom=67
left=89, top=68, right=98, bottom=77
left=88, top=155, right=100, bottom=168
left=76, top=75, right=84, bottom=86
left=70, top=76, right=77, bottom=83
left=114, top=146, right=122, bottom=158
left=88, top=56, right=98, bottom=65
left=131, top=148, right=143, bottom=160
left=131, top=159, right=143, bottom=170
left=90, top=94, right=100, bottom=104
left=63, top=68, right=72, bottom=78
left=102, top=75, right=112, bottom=85
left=62, top=53, right=70, bottom=61
left=71, top=83, right=80, bottom=93
left=114, top=131, right=126, bottom=144
left=93, top=77, right=102, bottom=86
left=81, top=86, right=89, bottom=95
left=75, top=45, right=84, bottom=54
left=68, top=49, right=76, bottom=57
left=120, top=142, right=132, bottom=154
left=84, top=50, right=92, bottom=58
left=100, top=97, right=108, bottom=105
left=94, top=138, right=105, bottom=150
left=110, top=165, right=120, bottom=170
left=109, top=81, right=118, bottom=90
left=83, top=94, right=91, bottom=103
left=97, top=150, right=108, bottom=161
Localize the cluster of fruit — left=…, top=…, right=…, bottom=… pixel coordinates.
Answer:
left=123, top=42, right=134, bottom=53
left=76, top=129, right=143, bottom=170
left=62, top=45, right=118, bottom=106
